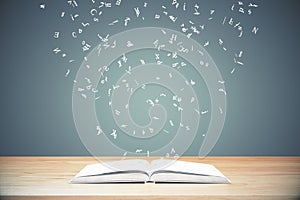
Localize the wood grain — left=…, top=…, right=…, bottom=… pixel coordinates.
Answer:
left=0, top=156, right=299, bottom=200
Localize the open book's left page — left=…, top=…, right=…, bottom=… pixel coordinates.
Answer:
left=70, top=159, right=150, bottom=183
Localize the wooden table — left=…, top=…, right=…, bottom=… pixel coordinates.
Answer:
left=0, top=156, right=299, bottom=200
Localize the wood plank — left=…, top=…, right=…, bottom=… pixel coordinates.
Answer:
left=0, top=156, right=299, bottom=200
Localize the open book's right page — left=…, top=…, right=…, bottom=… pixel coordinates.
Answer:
left=149, top=159, right=230, bottom=183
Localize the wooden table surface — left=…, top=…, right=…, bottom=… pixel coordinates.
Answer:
left=0, top=156, right=299, bottom=200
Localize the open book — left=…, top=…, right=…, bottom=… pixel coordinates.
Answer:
left=71, top=159, right=230, bottom=184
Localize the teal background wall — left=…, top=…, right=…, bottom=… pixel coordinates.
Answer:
left=0, top=0, right=299, bottom=156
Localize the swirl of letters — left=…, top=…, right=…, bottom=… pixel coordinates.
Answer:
left=73, top=27, right=225, bottom=161
left=43, top=0, right=259, bottom=169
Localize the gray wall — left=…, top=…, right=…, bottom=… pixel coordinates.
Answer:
left=0, top=0, right=299, bottom=156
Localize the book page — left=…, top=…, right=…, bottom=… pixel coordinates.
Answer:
left=74, top=162, right=115, bottom=178
left=149, top=159, right=230, bottom=183
left=71, top=172, right=149, bottom=183
left=71, top=159, right=151, bottom=183
left=151, top=159, right=226, bottom=177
